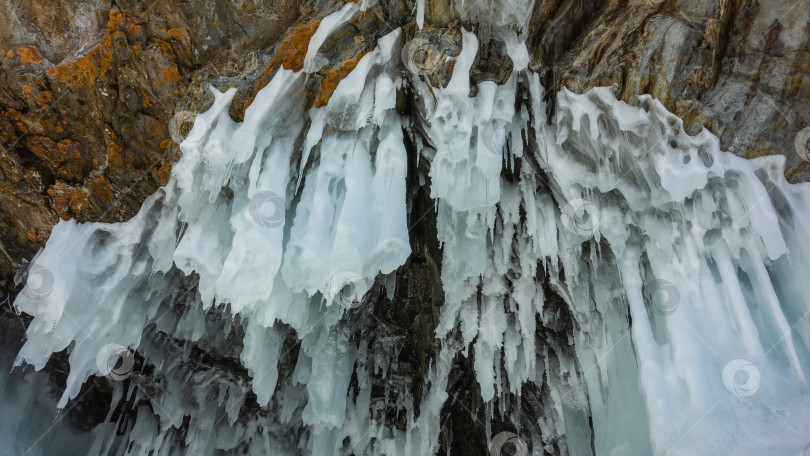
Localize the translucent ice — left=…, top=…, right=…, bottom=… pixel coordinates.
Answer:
left=8, top=4, right=810, bottom=455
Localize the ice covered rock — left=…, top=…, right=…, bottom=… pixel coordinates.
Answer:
left=8, top=3, right=810, bottom=455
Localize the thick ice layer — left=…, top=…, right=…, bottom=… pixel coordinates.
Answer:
left=7, top=5, right=810, bottom=456
left=429, top=68, right=810, bottom=453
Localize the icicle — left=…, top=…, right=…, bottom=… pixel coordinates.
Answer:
left=9, top=4, right=810, bottom=455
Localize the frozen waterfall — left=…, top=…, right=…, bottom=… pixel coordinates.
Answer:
left=4, top=4, right=810, bottom=456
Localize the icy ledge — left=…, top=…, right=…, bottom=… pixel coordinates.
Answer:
left=7, top=26, right=810, bottom=456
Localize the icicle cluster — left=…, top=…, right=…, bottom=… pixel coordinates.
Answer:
left=6, top=1, right=810, bottom=455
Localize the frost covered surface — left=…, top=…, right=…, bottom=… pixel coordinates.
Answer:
left=8, top=2, right=810, bottom=456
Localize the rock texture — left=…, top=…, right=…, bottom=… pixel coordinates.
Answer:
left=527, top=0, right=810, bottom=180
left=1, top=0, right=808, bottom=453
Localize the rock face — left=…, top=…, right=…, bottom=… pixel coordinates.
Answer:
left=527, top=0, right=810, bottom=179
left=0, top=0, right=808, bottom=453
left=0, top=0, right=302, bottom=285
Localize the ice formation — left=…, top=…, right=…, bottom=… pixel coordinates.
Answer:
left=5, top=1, right=810, bottom=455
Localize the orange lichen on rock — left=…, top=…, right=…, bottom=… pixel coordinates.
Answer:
left=154, top=163, right=172, bottom=185
left=106, top=137, right=132, bottom=168
left=67, top=188, right=91, bottom=217
left=46, top=36, right=114, bottom=87
left=240, top=19, right=323, bottom=114
left=155, top=39, right=173, bottom=55
left=5, top=50, right=13, bottom=58
left=55, top=139, right=79, bottom=156
left=88, top=175, right=112, bottom=203
left=47, top=183, right=91, bottom=220
left=267, top=19, right=322, bottom=72
left=314, top=50, right=372, bottom=107
left=149, top=117, right=165, bottom=135
left=142, top=93, right=154, bottom=108
left=16, top=45, right=43, bottom=64
left=108, top=11, right=141, bottom=41
left=37, top=91, right=51, bottom=104
left=167, top=28, right=185, bottom=41
left=23, top=136, right=84, bottom=178
left=53, top=139, right=83, bottom=170
left=27, top=230, right=37, bottom=242
left=161, top=64, right=182, bottom=82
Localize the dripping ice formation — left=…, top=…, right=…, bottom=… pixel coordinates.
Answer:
left=6, top=8, right=810, bottom=456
